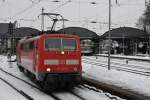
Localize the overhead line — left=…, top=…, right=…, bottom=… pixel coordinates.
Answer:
left=50, top=0, right=71, bottom=12
left=11, top=0, right=44, bottom=19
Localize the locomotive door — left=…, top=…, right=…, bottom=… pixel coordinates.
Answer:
left=33, top=40, right=38, bottom=72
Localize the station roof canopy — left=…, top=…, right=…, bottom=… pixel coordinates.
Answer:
left=13, top=27, right=39, bottom=37
left=101, top=27, right=148, bottom=39
left=4, top=27, right=40, bottom=38
left=0, top=23, right=10, bottom=35
left=58, top=27, right=99, bottom=39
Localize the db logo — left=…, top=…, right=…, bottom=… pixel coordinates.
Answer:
left=60, top=60, right=65, bottom=64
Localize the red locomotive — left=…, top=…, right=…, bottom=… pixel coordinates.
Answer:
left=16, top=33, right=82, bottom=89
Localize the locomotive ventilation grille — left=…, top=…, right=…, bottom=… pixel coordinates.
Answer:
left=44, top=59, right=79, bottom=65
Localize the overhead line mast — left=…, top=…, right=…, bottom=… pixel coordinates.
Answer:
left=41, top=7, right=44, bottom=32
left=108, top=0, right=111, bottom=70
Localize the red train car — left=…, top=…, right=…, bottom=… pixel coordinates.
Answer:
left=16, top=33, right=82, bottom=88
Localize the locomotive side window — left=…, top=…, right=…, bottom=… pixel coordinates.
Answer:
left=20, top=44, right=23, bottom=50
left=29, top=41, right=34, bottom=50
left=21, top=41, right=34, bottom=52
left=62, top=38, right=76, bottom=50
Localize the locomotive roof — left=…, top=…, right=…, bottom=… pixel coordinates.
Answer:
left=42, top=33, right=80, bottom=38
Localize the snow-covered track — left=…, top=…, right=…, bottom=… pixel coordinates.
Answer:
left=67, top=90, right=86, bottom=100
left=79, top=84, right=120, bottom=100
left=0, top=76, right=34, bottom=100
left=83, top=58, right=150, bottom=76
left=0, top=67, right=92, bottom=100
left=95, top=54, right=150, bottom=62
left=0, top=67, right=62, bottom=100
left=0, top=67, right=39, bottom=88
left=84, top=57, right=150, bottom=71
left=82, top=77, right=150, bottom=100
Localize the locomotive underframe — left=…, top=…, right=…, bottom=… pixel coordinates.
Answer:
left=36, top=72, right=82, bottom=85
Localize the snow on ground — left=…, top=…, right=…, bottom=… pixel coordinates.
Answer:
left=0, top=55, right=54, bottom=100
left=82, top=55, right=150, bottom=97
left=73, top=86, right=111, bottom=100
left=98, top=54, right=150, bottom=60
left=0, top=55, right=121, bottom=100
left=0, top=80, right=26, bottom=100
left=0, top=54, right=150, bottom=99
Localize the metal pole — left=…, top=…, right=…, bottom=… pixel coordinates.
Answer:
left=123, top=37, right=124, bottom=55
left=145, top=0, right=147, bottom=6
left=148, top=34, right=150, bottom=56
left=59, top=15, right=65, bottom=34
left=123, top=30, right=125, bottom=55
left=41, top=8, right=44, bottom=32
left=108, top=0, right=111, bottom=70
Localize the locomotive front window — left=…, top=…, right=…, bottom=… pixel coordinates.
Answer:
left=45, top=38, right=77, bottom=50
left=62, top=38, right=76, bottom=50
left=45, top=38, right=61, bottom=50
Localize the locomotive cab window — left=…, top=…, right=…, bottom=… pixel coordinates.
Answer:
left=45, top=38, right=61, bottom=50
left=62, top=38, right=76, bottom=50
left=45, top=38, right=77, bottom=50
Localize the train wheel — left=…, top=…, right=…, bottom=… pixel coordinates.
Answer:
left=66, top=83, right=74, bottom=90
left=41, top=81, right=55, bottom=93
left=18, top=65, right=24, bottom=72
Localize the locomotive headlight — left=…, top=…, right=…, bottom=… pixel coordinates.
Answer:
left=47, top=68, right=51, bottom=72
left=61, top=51, right=65, bottom=55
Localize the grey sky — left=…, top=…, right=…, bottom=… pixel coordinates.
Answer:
left=0, top=0, right=146, bottom=35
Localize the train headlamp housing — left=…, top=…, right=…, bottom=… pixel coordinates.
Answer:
left=46, top=68, right=51, bottom=72
left=61, top=51, right=65, bottom=55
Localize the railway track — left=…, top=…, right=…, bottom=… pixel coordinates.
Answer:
left=67, top=90, right=86, bottom=100
left=82, top=77, right=150, bottom=100
left=0, top=76, right=34, bottom=100
left=0, top=67, right=123, bottom=100
left=0, top=67, right=107, bottom=100
left=95, top=54, right=150, bottom=62
left=0, top=67, right=61, bottom=100
left=85, top=56, right=150, bottom=71
left=0, top=56, right=124, bottom=100
left=0, top=63, right=88, bottom=100
left=78, top=84, right=121, bottom=100
left=83, top=57, right=150, bottom=76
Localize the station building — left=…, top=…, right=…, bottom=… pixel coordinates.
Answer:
left=100, top=27, right=149, bottom=55
left=0, top=23, right=14, bottom=53
left=0, top=24, right=39, bottom=53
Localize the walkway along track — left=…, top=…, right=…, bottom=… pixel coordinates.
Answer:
left=0, top=67, right=61, bottom=100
